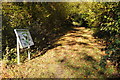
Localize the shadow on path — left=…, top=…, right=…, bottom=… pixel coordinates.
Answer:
left=2, top=27, right=118, bottom=78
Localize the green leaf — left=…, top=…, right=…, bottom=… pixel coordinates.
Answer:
left=105, top=51, right=110, bottom=54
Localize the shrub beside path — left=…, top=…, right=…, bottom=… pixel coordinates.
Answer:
left=2, top=27, right=117, bottom=78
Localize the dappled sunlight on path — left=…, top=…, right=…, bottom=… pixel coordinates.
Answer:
left=2, top=27, right=117, bottom=78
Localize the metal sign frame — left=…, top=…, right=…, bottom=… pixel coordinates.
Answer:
left=14, top=29, right=34, bottom=64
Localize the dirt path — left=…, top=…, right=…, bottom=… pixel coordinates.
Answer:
left=2, top=27, right=117, bottom=78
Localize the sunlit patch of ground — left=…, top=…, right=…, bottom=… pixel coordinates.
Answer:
left=2, top=27, right=117, bottom=78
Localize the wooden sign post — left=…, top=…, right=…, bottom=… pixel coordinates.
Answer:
left=14, top=29, right=34, bottom=64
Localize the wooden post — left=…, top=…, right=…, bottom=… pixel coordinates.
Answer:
left=17, top=38, right=20, bottom=64
left=28, top=46, right=30, bottom=60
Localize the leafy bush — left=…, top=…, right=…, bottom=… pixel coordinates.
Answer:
left=71, top=13, right=88, bottom=27
left=100, top=36, right=120, bottom=73
left=96, top=2, right=120, bottom=72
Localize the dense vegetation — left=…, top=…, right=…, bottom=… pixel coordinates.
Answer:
left=2, top=2, right=74, bottom=63
left=75, top=2, right=120, bottom=72
left=2, top=2, right=120, bottom=75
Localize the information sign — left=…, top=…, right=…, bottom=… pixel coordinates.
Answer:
left=14, top=29, right=34, bottom=64
left=14, top=29, right=34, bottom=48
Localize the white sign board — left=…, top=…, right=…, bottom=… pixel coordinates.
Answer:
left=14, top=29, right=34, bottom=64
left=14, top=29, right=34, bottom=48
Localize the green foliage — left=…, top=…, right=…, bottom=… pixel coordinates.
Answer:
left=2, top=2, right=75, bottom=62
left=100, top=36, right=120, bottom=72
left=71, top=13, right=88, bottom=27
left=73, top=2, right=120, bottom=71
left=99, top=2, right=120, bottom=71
left=75, top=2, right=120, bottom=33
